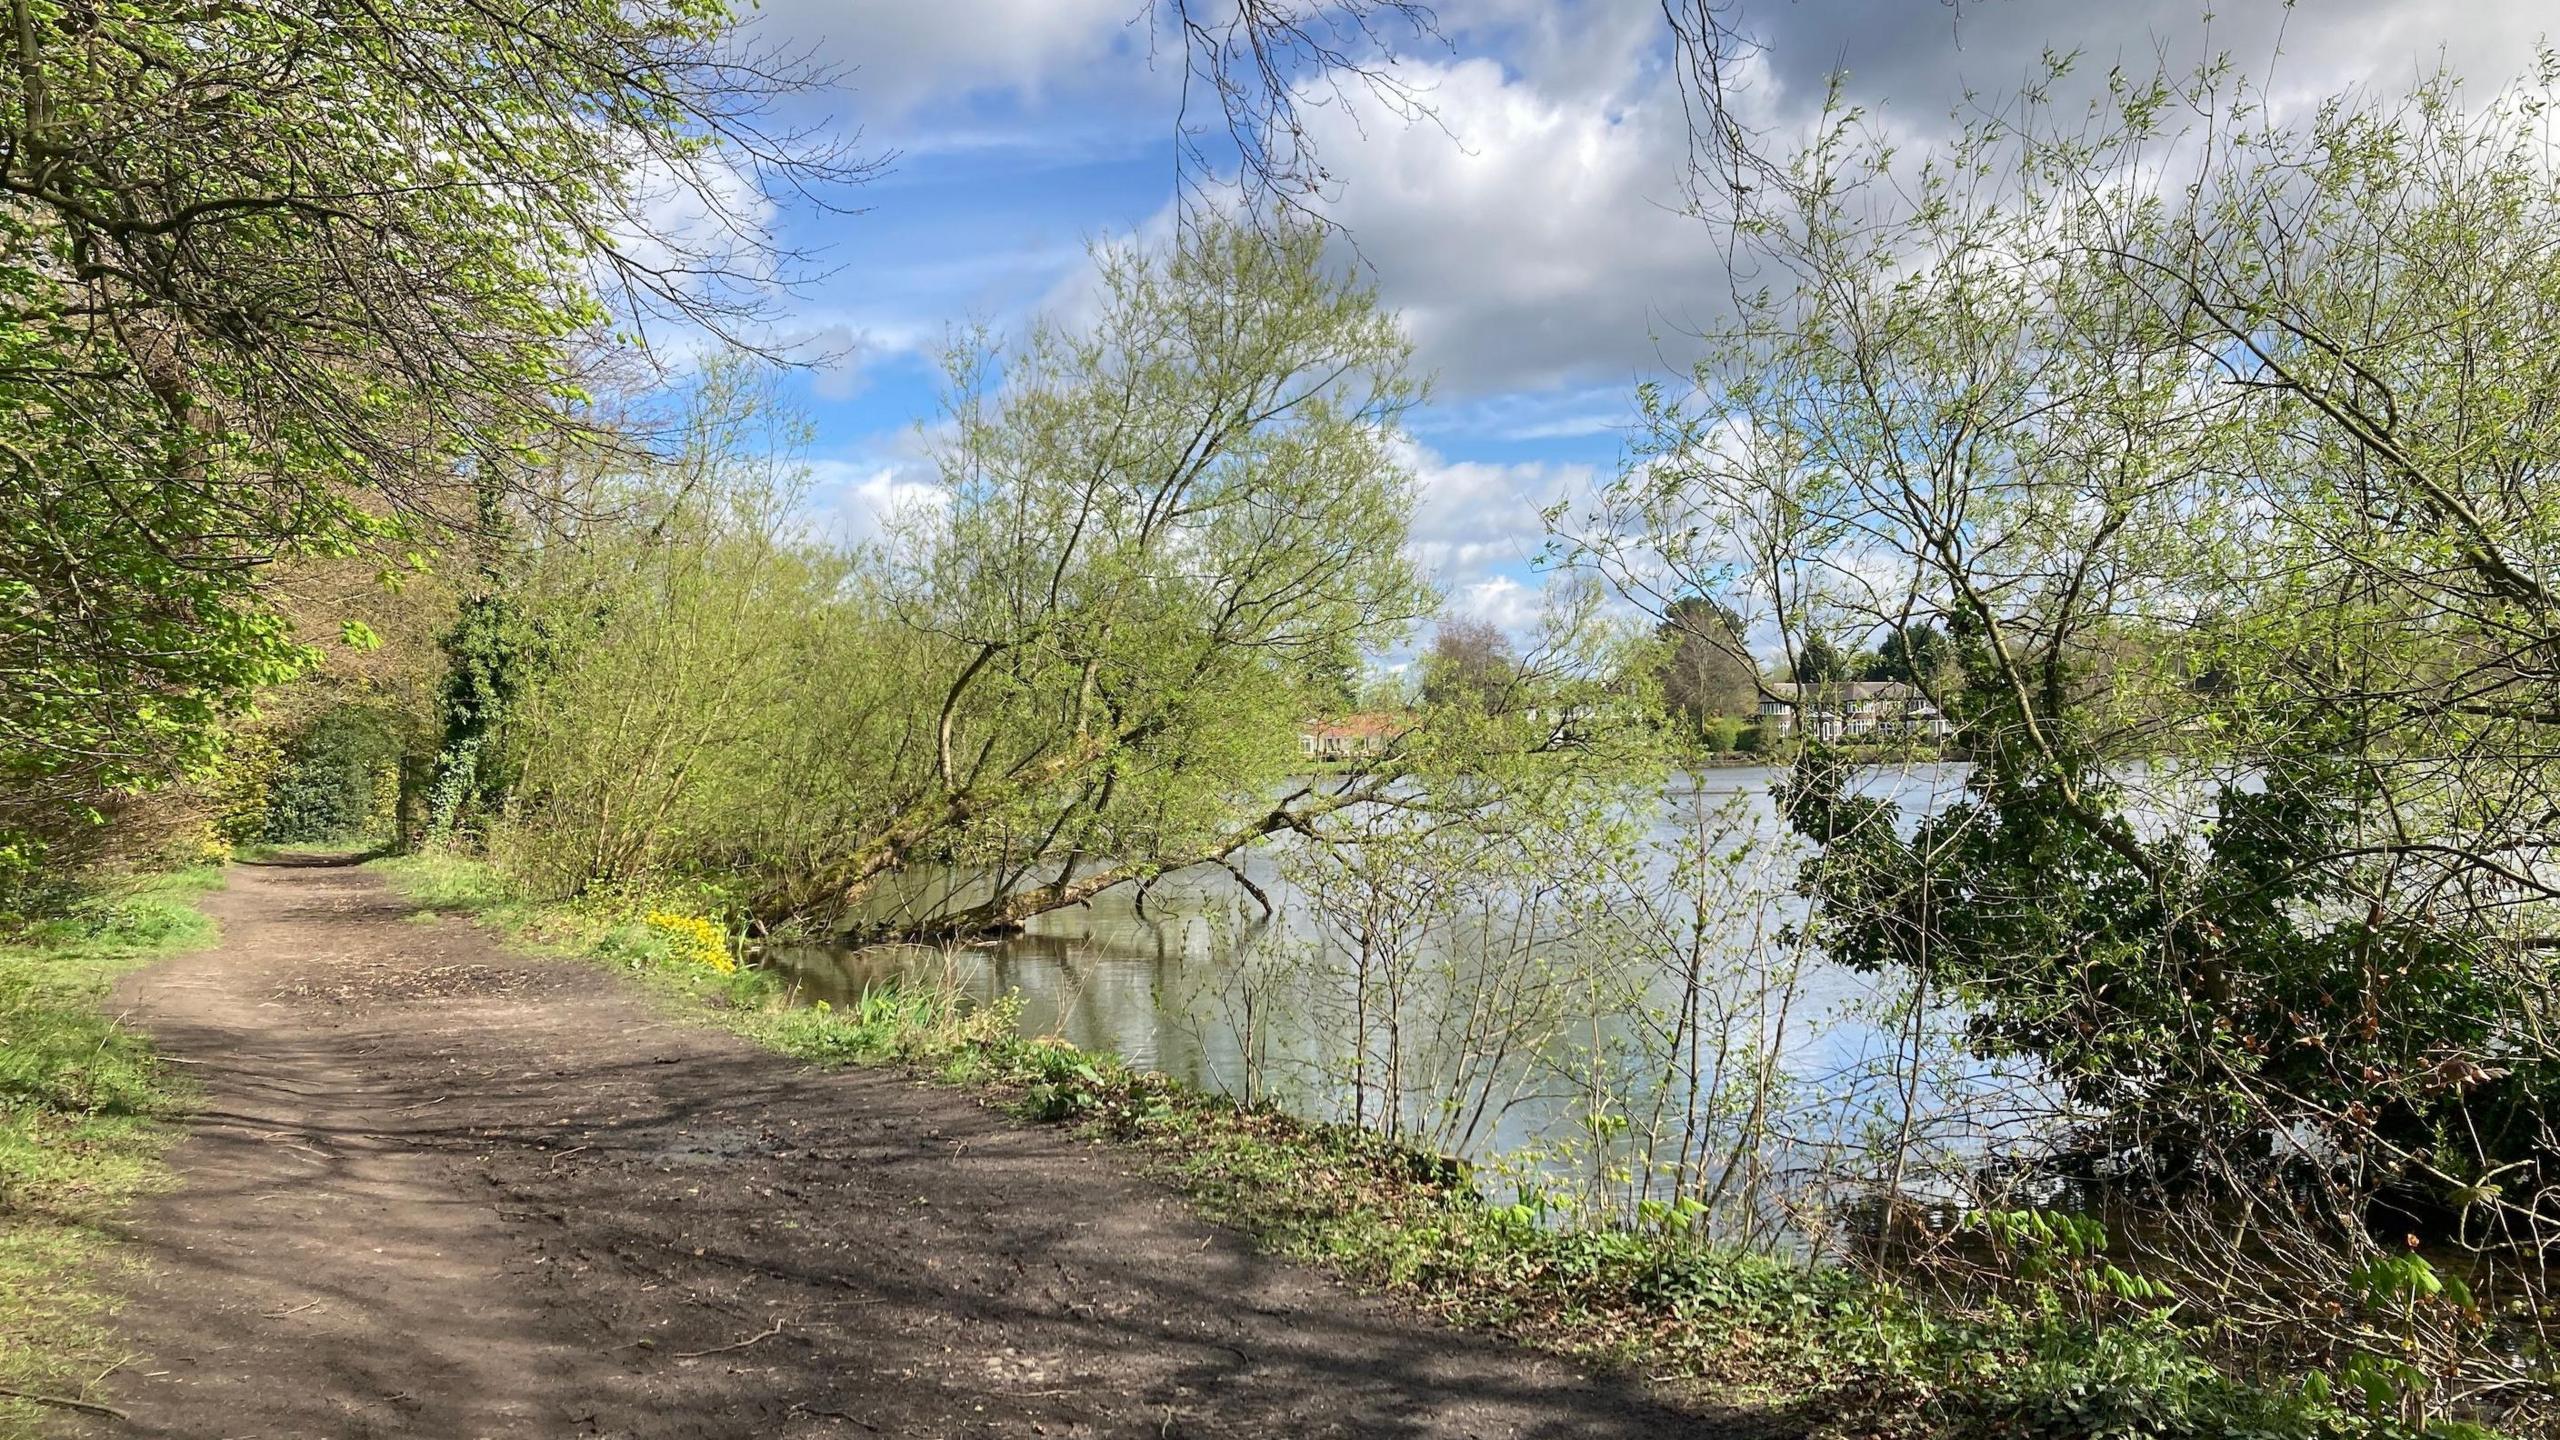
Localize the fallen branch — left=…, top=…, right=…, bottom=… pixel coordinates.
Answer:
left=0, top=1386, right=129, bottom=1420
left=674, top=1319, right=784, bottom=1359
left=1218, top=860, right=1274, bottom=919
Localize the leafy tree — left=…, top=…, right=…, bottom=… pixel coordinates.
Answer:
left=1576, top=52, right=2560, bottom=1327
left=1788, top=634, right=1857, bottom=686
left=0, top=0, right=850, bottom=889
left=256, top=708, right=402, bottom=844
left=1861, top=623, right=1952, bottom=688
left=492, top=225, right=1663, bottom=940
left=497, top=225, right=1438, bottom=930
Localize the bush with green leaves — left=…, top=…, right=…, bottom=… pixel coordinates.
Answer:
left=255, top=709, right=402, bottom=845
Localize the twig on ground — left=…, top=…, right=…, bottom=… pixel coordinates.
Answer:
left=674, top=1319, right=785, bottom=1359
left=0, top=1387, right=129, bottom=1420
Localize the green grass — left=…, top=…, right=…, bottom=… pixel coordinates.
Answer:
left=230, top=836, right=387, bottom=864
left=367, top=851, right=2504, bottom=1440
left=367, top=850, right=520, bottom=914
left=0, top=865, right=221, bottom=1435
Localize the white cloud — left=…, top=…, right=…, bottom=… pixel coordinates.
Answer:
left=757, top=0, right=2560, bottom=641
left=1735, top=0, right=2558, bottom=134
left=1285, top=0, right=2560, bottom=398
left=1453, top=573, right=1545, bottom=632
left=1397, top=437, right=1595, bottom=623
left=806, top=448, right=948, bottom=545
left=745, top=0, right=1155, bottom=117
left=1299, top=55, right=1715, bottom=396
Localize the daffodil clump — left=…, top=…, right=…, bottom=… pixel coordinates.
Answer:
left=642, top=910, right=733, bottom=974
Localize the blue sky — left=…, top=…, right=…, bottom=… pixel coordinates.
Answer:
left=718, top=0, right=2555, bottom=639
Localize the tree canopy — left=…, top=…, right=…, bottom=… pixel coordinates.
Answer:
left=0, top=0, right=851, bottom=893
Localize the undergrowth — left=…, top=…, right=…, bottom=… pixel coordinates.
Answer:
left=369, top=851, right=2506, bottom=1440
left=0, top=866, right=220, bottom=1436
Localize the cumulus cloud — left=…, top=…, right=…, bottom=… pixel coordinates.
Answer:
left=1297, top=54, right=1712, bottom=396
left=805, top=443, right=948, bottom=546
left=1452, top=573, right=1547, bottom=632
left=1288, top=0, right=2560, bottom=398
left=1397, top=438, right=1596, bottom=623
left=1735, top=0, right=2556, bottom=130
left=752, top=0, right=2560, bottom=639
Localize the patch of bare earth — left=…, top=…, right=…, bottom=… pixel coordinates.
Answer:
left=67, top=858, right=1785, bottom=1439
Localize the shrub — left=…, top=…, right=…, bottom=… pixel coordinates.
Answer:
left=255, top=707, right=401, bottom=844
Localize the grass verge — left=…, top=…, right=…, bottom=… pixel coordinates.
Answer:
left=0, top=867, right=221, bottom=1436
left=369, top=852, right=2504, bottom=1440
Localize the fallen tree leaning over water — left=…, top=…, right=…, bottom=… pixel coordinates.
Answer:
left=466, top=221, right=1661, bottom=943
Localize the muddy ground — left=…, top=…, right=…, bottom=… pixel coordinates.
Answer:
left=63, top=857, right=1784, bottom=1439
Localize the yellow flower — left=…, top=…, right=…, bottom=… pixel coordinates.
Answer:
left=643, top=910, right=735, bottom=973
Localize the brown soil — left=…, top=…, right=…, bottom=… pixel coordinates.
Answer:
left=66, top=857, right=1786, bottom=1439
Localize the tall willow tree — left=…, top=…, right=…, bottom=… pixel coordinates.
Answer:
left=0, top=0, right=854, bottom=891
left=1573, top=56, right=2560, bottom=1403
left=497, top=224, right=1655, bottom=938
left=830, top=224, right=1432, bottom=930
left=501, top=224, right=1435, bottom=929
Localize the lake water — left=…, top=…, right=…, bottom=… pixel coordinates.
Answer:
left=760, top=761, right=2102, bottom=1220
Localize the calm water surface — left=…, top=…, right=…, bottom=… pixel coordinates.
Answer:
left=762, top=763, right=2083, bottom=1200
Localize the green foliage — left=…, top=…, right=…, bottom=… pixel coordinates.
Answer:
left=1789, top=634, right=1857, bottom=686
left=366, top=852, right=521, bottom=916
left=1779, top=738, right=2550, bottom=1188
left=0, top=867, right=216, bottom=1432
left=256, top=708, right=402, bottom=844
left=0, top=0, right=835, bottom=892
left=1422, top=617, right=1520, bottom=709
left=1654, top=595, right=1759, bottom=737
left=1574, top=51, right=2560, bottom=1426
left=428, top=591, right=543, bottom=843
left=1696, top=714, right=1747, bottom=752
left=1862, top=624, right=1954, bottom=688
left=480, top=225, right=1448, bottom=935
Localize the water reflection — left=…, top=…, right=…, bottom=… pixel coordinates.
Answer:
left=762, top=761, right=2194, bottom=1204
left=768, top=891, right=1258, bottom=1086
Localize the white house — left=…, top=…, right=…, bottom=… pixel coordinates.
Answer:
left=1757, top=681, right=1951, bottom=742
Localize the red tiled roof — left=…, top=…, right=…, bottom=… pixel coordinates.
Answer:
left=1302, top=712, right=1406, bottom=741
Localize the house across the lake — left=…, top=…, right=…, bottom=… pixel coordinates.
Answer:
left=1757, top=681, right=1951, bottom=742
left=1299, top=713, right=1404, bottom=760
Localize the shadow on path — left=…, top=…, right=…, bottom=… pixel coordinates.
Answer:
left=73, top=861, right=1802, bottom=1439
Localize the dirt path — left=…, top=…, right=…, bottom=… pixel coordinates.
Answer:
left=67, top=857, right=1774, bottom=1439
